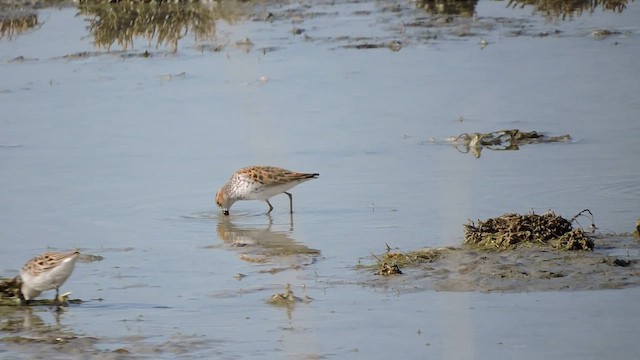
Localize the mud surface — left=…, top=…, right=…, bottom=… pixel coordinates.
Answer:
left=367, top=212, right=640, bottom=292
left=366, top=234, right=640, bottom=292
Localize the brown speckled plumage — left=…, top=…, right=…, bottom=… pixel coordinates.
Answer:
left=215, top=166, right=319, bottom=215
left=21, top=251, right=79, bottom=276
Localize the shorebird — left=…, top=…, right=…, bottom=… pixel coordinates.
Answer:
left=215, top=166, right=319, bottom=215
left=19, top=250, right=80, bottom=303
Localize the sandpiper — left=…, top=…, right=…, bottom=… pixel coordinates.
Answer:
left=19, top=250, right=80, bottom=303
left=215, top=166, right=319, bottom=215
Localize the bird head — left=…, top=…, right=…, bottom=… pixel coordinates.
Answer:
left=215, top=189, right=232, bottom=215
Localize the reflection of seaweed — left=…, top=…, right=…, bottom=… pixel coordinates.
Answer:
left=415, top=0, right=478, bottom=17
left=267, top=284, right=311, bottom=306
left=0, top=12, right=39, bottom=40
left=507, top=0, right=632, bottom=20
left=76, top=1, right=223, bottom=52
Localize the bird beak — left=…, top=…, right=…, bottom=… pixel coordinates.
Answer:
left=222, top=210, right=229, bottom=216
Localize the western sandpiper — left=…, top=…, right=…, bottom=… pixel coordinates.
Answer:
left=19, top=251, right=80, bottom=303
left=215, top=166, right=319, bottom=215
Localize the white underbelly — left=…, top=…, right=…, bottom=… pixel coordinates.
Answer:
left=241, top=182, right=298, bottom=201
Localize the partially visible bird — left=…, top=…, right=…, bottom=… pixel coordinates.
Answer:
left=215, top=166, right=319, bottom=215
left=19, top=250, right=80, bottom=303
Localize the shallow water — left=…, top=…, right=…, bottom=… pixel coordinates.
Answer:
left=1, top=0, right=640, bottom=358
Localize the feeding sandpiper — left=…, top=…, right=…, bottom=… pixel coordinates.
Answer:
left=215, top=166, right=319, bottom=215
left=19, top=250, right=80, bottom=303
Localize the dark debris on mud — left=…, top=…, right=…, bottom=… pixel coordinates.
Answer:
left=0, top=276, right=21, bottom=300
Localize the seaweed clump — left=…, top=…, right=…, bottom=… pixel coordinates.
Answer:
left=464, top=211, right=593, bottom=251
left=377, top=262, right=403, bottom=276
left=374, top=247, right=449, bottom=276
left=0, top=276, right=21, bottom=301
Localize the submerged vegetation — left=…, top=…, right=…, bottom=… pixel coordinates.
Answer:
left=446, top=129, right=571, bottom=158
left=416, top=0, right=478, bottom=16
left=267, top=284, right=311, bottom=306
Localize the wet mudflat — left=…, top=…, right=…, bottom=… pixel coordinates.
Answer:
left=368, top=211, right=640, bottom=292
left=1, top=0, right=640, bottom=359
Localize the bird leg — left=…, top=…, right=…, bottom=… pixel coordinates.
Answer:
left=17, top=287, right=27, bottom=305
left=285, top=192, right=293, bottom=213
left=53, top=287, right=60, bottom=304
left=266, top=200, right=274, bottom=214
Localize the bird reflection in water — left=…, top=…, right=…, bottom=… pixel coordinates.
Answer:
left=215, top=216, right=320, bottom=267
